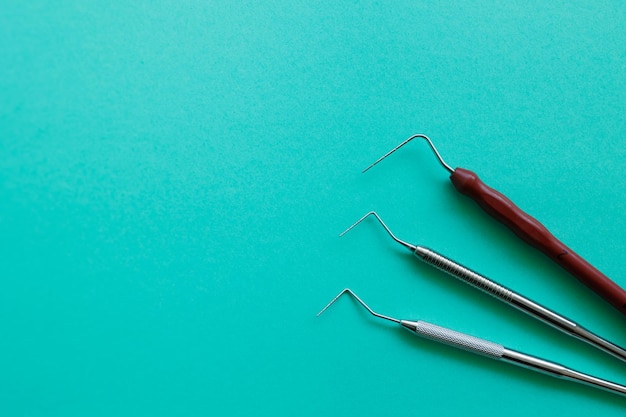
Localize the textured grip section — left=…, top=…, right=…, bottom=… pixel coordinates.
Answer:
left=415, top=321, right=505, bottom=359
left=416, top=247, right=514, bottom=303
left=450, top=167, right=626, bottom=314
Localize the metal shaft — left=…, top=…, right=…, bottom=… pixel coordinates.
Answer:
left=400, top=319, right=626, bottom=398
left=502, top=349, right=626, bottom=397
left=413, top=246, right=626, bottom=363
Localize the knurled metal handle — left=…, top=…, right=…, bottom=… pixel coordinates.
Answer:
left=414, top=321, right=505, bottom=359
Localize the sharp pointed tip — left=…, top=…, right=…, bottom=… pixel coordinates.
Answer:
left=362, top=158, right=384, bottom=173
left=317, top=288, right=352, bottom=316
left=339, top=212, right=375, bottom=237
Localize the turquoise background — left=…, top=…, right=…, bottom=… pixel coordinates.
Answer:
left=2, top=1, right=626, bottom=415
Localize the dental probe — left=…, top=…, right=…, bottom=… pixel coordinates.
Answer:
left=340, top=211, right=626, bottom=363
left=318, top=288, right=626, bottom=398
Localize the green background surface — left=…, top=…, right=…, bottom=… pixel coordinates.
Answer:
left=2, top=1, right=626, bottom=415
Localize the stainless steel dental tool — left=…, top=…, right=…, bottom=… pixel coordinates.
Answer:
left=318, top=288, right=626, bottom=398
left=339, top=211, right=626, bottom=363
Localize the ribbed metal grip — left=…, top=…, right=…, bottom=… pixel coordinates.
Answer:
left=410, top=320, right=505, bottom=359
left=415, top=246, right=514, bottom=302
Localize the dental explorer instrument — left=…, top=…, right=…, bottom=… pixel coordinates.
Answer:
left=340, top=211, right=626, bottom=363
left=318, top=288, right=626, bottom=398
left=363, top=134, right=626, bottom=315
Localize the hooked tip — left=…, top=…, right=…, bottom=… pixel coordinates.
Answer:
left=316, top=288, right=401, bottom=323
left=316, top=288, right=352, bottom=317
left=339, top=211, right=417, bottom=252
left=362, top=134, right=454, bottom=174
left=339, top=211, right=377, bottom=237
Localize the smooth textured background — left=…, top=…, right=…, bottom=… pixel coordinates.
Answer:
left=1, top=1, right=625, bottom=415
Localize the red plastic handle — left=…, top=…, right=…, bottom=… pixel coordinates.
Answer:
left=450, top=167, right=626, bottom=314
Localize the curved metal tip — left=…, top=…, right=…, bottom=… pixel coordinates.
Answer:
left=339, top=211, right=417, bottom=252
left=316, top=288, right=400, bottom=323
left=362, top=134, right=454, bottom=174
